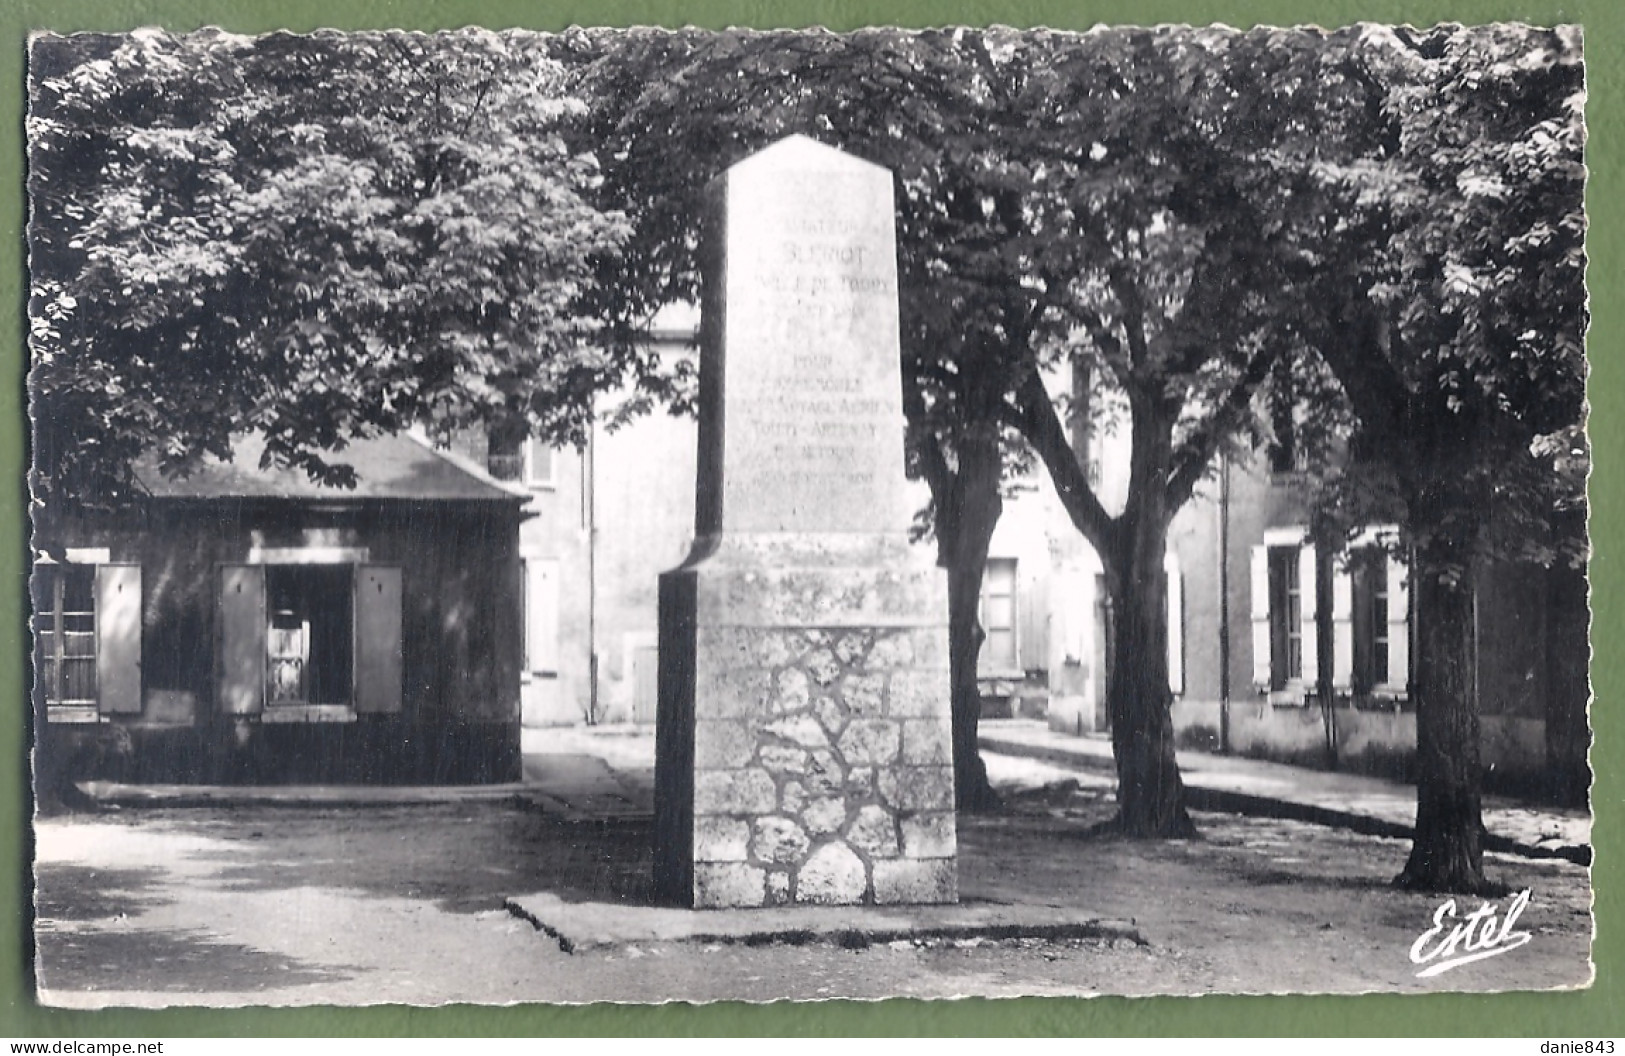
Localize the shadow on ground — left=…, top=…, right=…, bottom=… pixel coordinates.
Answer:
left=36, top=925, right=349, bottom=994
left=34, top=864, right=172, bottom=922
left=165, top=804, right=657, bottom=912
left=33, top=774, right=1594, bottom=1000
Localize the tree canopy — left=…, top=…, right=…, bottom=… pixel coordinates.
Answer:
left=565, top=24, right=1588, bottom=851
left=28, top=28, right=631, bottom=509
left=563, top=26, right=1365, bottom=827
left=1276, top=23, right=1587, bottom=891
left=1292, top=24, right=1587, bottom=566
left=30, top=24, right=1588, bottom=882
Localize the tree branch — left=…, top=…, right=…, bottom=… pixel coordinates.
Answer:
left=1109, top=266, right=1150, bottom=378
left=901, top=355, right=955, bottom=524
left=1023, top=267, right=1071, bottom=344
left=1075, top=305, right=1133, bottom=388
left=1313, top=289, right=1411, bottom=444
left=1008, top=361, right=1117, bottom=552
left=1165, top=340, right=1281, bottom=512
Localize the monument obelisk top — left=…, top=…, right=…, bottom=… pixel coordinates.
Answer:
left=695, top=134, right=907, bottom=540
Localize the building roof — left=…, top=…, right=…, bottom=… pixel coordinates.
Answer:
left=135, top=432, right=526, bottom=503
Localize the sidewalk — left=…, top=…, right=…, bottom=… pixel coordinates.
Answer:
left=978, top=719, right=1592, bottom=865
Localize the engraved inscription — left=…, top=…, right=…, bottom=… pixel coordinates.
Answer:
left=715, top=140, right=908, bottom=531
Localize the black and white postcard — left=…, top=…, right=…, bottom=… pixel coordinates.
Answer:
left=24, top=23, right=1593, bottom=1007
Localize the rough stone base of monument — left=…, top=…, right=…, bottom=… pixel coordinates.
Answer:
left=654, top=536, right=956, bottom=909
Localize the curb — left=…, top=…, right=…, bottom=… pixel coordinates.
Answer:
left=505, top=891, right=1146, bottom=954
left=979, top=733, right=1117, bottom=778
left=74, top=780, right=541, bottom=809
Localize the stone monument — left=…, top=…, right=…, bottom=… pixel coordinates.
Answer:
left=654, top=135, right=957, bottom=909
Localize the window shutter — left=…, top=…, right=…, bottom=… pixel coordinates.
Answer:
left=95, top=564, right=142, bottom=714
left=1019, top=564, right=1048, bottom=673
left=1165, top=553, right=1184, bottom=696
left=978, top=558, right=1019, bottom=673
left=526, top=439, right=555, bottom=488
left=1384, top=553, right=1410, bottom=693
left=1298, top=544, right=1318, bottom=690
left=526, top=558, right=560, bottom=674
left=1250, top=545, right=1271, bottom=689
left=354, top=565, right=403, bottom=714
left=218, top=565, right=266, bottom=715
left=1331, top=562, right=1354, bottom=692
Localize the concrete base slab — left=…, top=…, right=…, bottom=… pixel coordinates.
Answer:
left=505, top=891, right=1142, bottom=953
left=76, top=780, right=535, bottom=808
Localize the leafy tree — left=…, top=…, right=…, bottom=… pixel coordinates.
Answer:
left=1286, top=24, right=1587, bottom=892
left=27, top=29, right=633, bottom=814
left=564, top=27, right=1349, bottom=829
left=28, top=28, right=631, bottom=514
left=983, top=27, right=1374, bottom=836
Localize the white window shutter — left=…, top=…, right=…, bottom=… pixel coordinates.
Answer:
left=95, top=564, right=142, bottom=714
left=525, top=439, right=555, bottom=488
left=1385, top=552, right=1410, bottom=692
left=354, top=565, right=403, bottom=714
left=1019, top=565, right=1049, bottom=673
left=1165, top=552, right=1184, bottom=696
left=1298, top=544, right=1318, bottom=690
left=526, top=558, right=560, bottom=674
left=1331, top=562, right=1353, bottom=692
left=1250, top=545, right=1271, bottom=689
left=218, top=564, right=266, bottom=715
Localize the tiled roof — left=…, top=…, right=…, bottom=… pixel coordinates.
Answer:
left=135, top=432, right=526, bottom=503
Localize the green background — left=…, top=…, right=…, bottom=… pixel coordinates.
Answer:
left=0, top=0, right=1616, bottom=1038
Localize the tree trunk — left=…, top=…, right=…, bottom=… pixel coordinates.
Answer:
left=941, top=428, right=1003, bottom=812
left=1397, top=538, right=1497, bottom=894
left=1102, top=516, right=1197, bottom=837
left=947, top=538, right=1000, bottom=812
left=1544, top=550, right=1590, bottom=809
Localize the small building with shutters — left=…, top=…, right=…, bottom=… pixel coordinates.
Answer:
left=32, top=432, right=528, bottom=785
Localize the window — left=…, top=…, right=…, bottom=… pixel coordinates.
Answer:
left=1351, top=550, right=1389, bottom=692
left=487, top=444, right=524, bottom=482
left=219, top=563, right=402, bottom=718
left=34, top=564, right=97, bottom=710
left=487, top=429, right=554, bottom=490
left=1251, top=534, right=1317, bottom=698
left=1330, top=531, right=1410, bottom=699
left=1268, top=546, right=1302, bottom=689
left=32, top=561, right=142, bottom=720
left=979, top=558, right=1018, bottom=673
left=266, top=565, right=353, bottom=706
